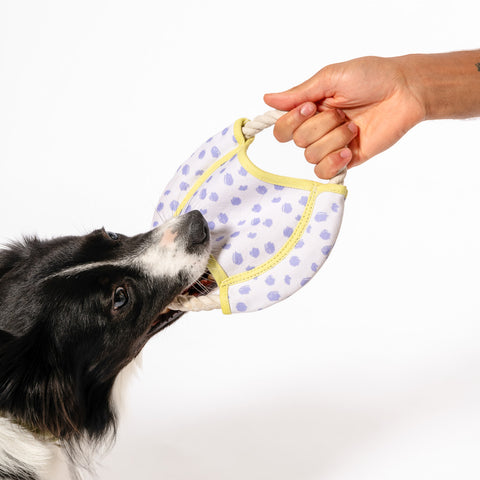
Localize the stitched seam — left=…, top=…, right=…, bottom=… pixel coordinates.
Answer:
left=220, top=185, right=320, bottom=288
left=174, top=145, right=242, bottom=217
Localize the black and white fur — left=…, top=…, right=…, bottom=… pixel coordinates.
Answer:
left=0, top=210, right=210, bottom=479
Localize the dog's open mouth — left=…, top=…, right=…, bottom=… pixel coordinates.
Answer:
left=147, top=270, right=217, bottom=338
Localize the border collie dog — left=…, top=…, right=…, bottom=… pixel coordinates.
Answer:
left=0, top=210, right=210, bottom=479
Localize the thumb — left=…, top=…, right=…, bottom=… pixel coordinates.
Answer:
left=264, top=70, right=330, bottom=111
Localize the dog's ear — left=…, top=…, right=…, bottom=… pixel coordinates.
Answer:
left=0, top=247, right=20, bottom=280
left=0, top=330, right=14, bottom=345
left=0, top=241, right=29, bottom=281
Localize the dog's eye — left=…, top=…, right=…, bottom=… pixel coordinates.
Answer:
left=113, top=287, right=129, bottom=310
left=107, top=231, right=119, bottom=240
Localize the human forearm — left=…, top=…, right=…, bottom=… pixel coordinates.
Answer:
left=396, top=50, right=480, bottom=121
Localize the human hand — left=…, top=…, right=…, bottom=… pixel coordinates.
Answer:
left=264, top=56, right=426, bottom=179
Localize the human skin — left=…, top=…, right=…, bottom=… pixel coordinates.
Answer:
left=264, top=50, right=480, bottom=179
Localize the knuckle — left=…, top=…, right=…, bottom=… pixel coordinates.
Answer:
left=272, top=123, right=289, bottom=143
left=292, top=130, right=308, bottom=148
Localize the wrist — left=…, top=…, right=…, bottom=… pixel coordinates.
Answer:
left=396, top=51, right=480, bottom=121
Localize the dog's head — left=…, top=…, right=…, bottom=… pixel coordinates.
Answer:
left=0, top=210, right=210, bottom=441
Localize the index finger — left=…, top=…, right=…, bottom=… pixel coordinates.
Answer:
left=272, top=102, right=317, bottom=143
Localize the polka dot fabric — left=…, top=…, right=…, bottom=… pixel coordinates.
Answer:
left=152, top=118, right=347, bottom=314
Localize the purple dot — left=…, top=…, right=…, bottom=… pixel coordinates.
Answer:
left=218, top=213, right=229, bottom=224
left=222, top=127, right=229, bottom=135
left=315, top=212, right=328, bottom=222
left=283, top=227, right=293, bottom=237
left=206, top=137, right=213, bottom=143
left=180, top=182, right=190, bottom=191
left=263, top=219, right=273, bottom=227
left=156, top=202, right=164, bottom=212
left=322, top=245, right=332, bottom=255
left=184, top=205, right=192, bottom=213
left=199, top=150, right=206, bottom=159
left=251, top=218, right=260, bottom=226
left=215, top=236, right=224, bottom=242
left=250, top=248, right=260, bottom=258
left=252, top=204, right=262, bottom=212
left=246, top=266, right=255, bottom=271
left=299, top=196, right=308, bottom=206
left=248, top=232, right=257, bottom=239
left=238, top=220, right=246, bottom=226
left=153, top=221, right=159, bottom=227
left=233, top=252, right=243, bottom=265
left=231, top=231, right=240, bottom=238
left=182, top=164, right=190, bottom=175
left=265, top=242, right=275, bottom=254
left=199, top=188, right=207, bottom=199
left=282, top=203, right=292, bottom=214
left=285, top=275, right=291, bottom=285
left=267, top=291, right=281, bottom=302
left=199, top=208, right=207, bottom=215
left=274, top=185, right=285, bottom=190
left=164, top=190, right=171, bottom=196
left=170, top=200, right=179, bottom=211
left=211, top=146, right=221, bottom=158
left=239, top=185, right=248, bottom=191
left=256, top=185, right=268, bottom=195
left=239, top=167, right=247, bottom=176
left=224, top=173, right=234, bottom=186
left=332, top=203, right=339, bottom=212
left=223, top=243, right=231, bottom=250
left=300, top=278, right=310, bottom=287
left=320, top=229, right=331, bottom=240
left=266, top=275, right=275, bottom=286
left=233, top=135, right=238, bottom=144
left=239, top=286, right=251, bottom=295
left=195, top=169, right=204, bottom=176
left=208, top=221, right=215, bottom=230
left=231, top=197, right=242, bottom=206
left=295, top=240, right=304, bottom=249
left=311, top=263, right=319, bottom=272
left=272, top=197, right=281, bottom=203
left=209, top=192, right=219, bottom=202
left=290, top=256, right=300, bottom=267
left=236, top=302, right=247, bottom=312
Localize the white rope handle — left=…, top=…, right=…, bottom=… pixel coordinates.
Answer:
left=167, top=292, right=221, bottom=312
left=166, top=109, right=347, bottom=313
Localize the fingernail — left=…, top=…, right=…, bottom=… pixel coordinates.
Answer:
left=347, top=122, right=358, bottom=135
left=300, top=103, right=316, bottom=117
left=340, top=148, right=352, bottom=160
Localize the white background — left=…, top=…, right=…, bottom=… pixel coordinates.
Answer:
left=1, top=1, right=480, bottom=479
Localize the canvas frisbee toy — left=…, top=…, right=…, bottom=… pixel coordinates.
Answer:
left=153, top=111, right=347, bottom=314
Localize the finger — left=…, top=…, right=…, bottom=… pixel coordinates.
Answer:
left=272, top=102, right=317, bottom=143
left=292, top=109, right=346, bottom=148
left=313, top=148, right=352, bottom=180
left=304, top=122, right=358, bottom=165
left=264, top=70, right=330, bottom=111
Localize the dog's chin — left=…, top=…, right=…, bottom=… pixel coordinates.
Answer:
left=147, top=269, right=217, bottom=339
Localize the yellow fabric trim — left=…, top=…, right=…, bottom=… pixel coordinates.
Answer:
left=233, top=118, right=348, bottom=197
left=173, top=146, right=243, bottom=217
left=207, top=256, right=231, bottom=314
left=220, top=184, right=321, bottom=289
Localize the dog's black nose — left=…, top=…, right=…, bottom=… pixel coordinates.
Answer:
left=186, top=210, right=210, bottom=245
